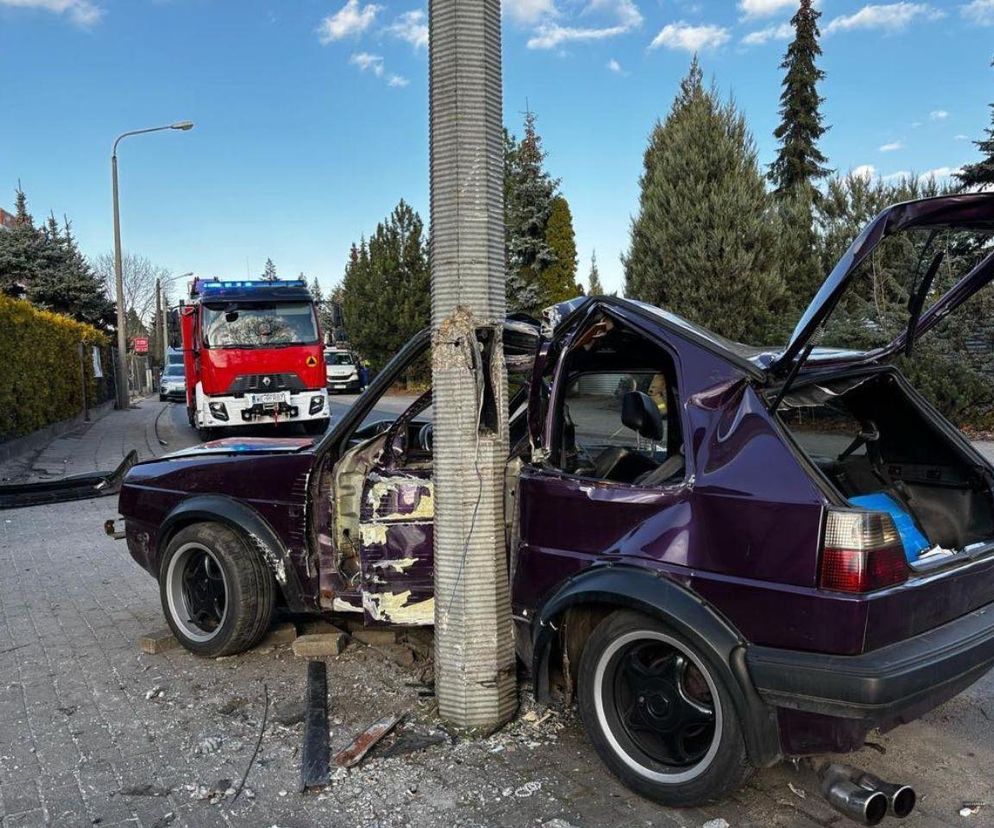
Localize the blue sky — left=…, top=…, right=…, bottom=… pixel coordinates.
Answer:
left=1, top=0, right=992, bottom=298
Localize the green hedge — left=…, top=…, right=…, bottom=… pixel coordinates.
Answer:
left=0, top=295, right=110, bottom=442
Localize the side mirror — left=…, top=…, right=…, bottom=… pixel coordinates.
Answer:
left=167, top=308, right=182, bottom=350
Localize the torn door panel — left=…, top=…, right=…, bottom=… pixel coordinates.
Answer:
left=359, top=469, right=434, bottom=626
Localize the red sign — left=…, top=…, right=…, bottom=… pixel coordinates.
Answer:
left=133, top=337, right=149, bottom=354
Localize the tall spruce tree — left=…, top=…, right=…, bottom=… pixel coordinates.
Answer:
left=261, top=258, right=277, bottom=281
left=956, top=56, right=994, bottom=190
left=769, top=0, right=830, bottom=196
left=340, top=200, right=430, bottom=370
left=623, top=59, right=783, bottom=342
left=542, top=196, right=578, bottom=304
left=0, top=186, right=43, bottom=296
left=588, top=251, right=604, bottom=295
left=504, top=111, right=558, bottom=315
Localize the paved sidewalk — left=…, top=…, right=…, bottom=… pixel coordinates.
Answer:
left=0, top=399, right=197, bottom=485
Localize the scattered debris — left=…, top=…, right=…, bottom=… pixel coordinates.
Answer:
left=57, top=705, right=78, bottom=716
left=233, top=684, right=269, bottom=803
left=514, top=781, right=542, bottom=798
left=542, top=820, right=578, bottom=828
left=150, top=813, right=175, bottom=828
left=144, top=686, right=164, bottom=700
left=960, top=802, right=983, bottom=817
left=194, top=735, right=223, bottom=756
left=788, top=782, right=807, bottom=799
left=219, top=696, right=249, bottom=716
left=702, top=820, right=731, bottom=828
left=333, top=713, right=402, bottom=769
left=301, top=662, right=330, bottom=791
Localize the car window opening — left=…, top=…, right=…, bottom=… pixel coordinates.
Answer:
left=553, top=317, right=685, bottom=487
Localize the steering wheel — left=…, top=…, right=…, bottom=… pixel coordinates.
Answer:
left=418, top=422, right=433, bottom=453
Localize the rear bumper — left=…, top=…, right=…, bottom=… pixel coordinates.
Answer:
left=747, top=601, right=994, bottom=721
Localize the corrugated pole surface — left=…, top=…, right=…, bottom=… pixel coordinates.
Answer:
left=429, top=0, right=517, bottom=731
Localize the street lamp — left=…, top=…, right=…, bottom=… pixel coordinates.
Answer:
left=157, top=271, right=193, bottom=364
left=111, top=121, right=194, bottom=409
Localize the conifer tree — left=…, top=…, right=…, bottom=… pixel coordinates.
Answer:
left=261, top=258, right=277, bottom=281
left=505, top=111, right=558, bottom=315
left=956, top=56, right=994, bottom=190
left=623, top=58, right=783, bottom=342
left=340, top=200, right=430, bottom=369
left=769, top=0, right=830, bottom=197
left=588, top=251, right=604, bottom=295
left=0, top=186, right=43, bottom=296
left=542, top=196, right=578, bottom=304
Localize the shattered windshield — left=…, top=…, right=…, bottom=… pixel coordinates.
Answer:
left=201, top=302, right=319, bottom=349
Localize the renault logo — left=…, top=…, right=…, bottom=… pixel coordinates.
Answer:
left=262, top=376, right=272, bottom=388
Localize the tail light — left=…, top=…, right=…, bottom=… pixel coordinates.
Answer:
left=820, top=509, right=909, bottom=593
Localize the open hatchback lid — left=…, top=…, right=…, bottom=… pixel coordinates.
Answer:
left=772, top=193, right=994, bottom=378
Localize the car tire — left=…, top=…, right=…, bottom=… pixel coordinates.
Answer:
left=158, top=522, right=275, bottom=657
left=159, top=394, right=167, bottom=402
left=197, top=426, right=216, bottom=442
left=577, top=610, right=752, bottom=807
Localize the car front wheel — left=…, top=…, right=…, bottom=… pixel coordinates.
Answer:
left=577, top=610, right=751, bottom=807
left=159, top=523, right=275, bottom=657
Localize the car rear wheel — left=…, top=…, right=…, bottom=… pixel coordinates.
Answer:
left=577, top=610, right=751, bottom=807
left=159, top=523, right=275, bottom=657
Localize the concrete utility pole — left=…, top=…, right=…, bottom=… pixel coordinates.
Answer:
left=111, top=121, right=193, bottom=409
left=429, top=0, right=517, bottom=731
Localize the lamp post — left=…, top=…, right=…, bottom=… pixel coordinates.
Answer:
left=111, top=121, right=194, bottom=409
left=157, top=271, right=193, bottom=364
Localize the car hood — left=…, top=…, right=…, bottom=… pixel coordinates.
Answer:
left=165, top=437, right=314, bottom=458
left=772, top=193, right=994, bottom=377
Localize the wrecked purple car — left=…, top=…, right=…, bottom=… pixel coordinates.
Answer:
left=116, top=194, right=994, bottom=816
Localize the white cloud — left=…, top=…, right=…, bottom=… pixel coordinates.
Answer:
left=741, top=21, right=793, bottom=44
left=0, top=0, right=102, bottom=26
left=650, top=21, right=730, bottom=51
left=955, top=133, right=971, bottom=140
left=962, top=0, right=994, bottom=25
left=607, top=57, right=624, bottom=73
left=526, top=0, right=643, bottom=49
left=386, top=9, right=428, bottom=50
left=504, top=0, right=557, bottom=25
left=738, top=0, right=798, bottom=19
left=825, top=3, right=944, bottom=34
left=919, top=166, right=962, bottom=180
left=852, top=164, right=877, bottom=179
left=349, top=51, right=384, bottom=76
left=387, top=74, right=410, bottom=87
left=318, top=0, right=381, bottom=44
left=930, top=109, right=949, bottom=120
left=585, top=0, right=643, bottom=28
left=879, top=141, right=904, bottom=152
left=882, top=170, right=912, bottom=181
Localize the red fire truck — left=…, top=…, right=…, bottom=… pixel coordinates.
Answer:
left=170, top=278, right=329, bottom=440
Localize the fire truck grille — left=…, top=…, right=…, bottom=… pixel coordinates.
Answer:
left=227, top=373, right=307, bottom=394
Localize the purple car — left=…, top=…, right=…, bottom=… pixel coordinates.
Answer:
left=115, top=194, right=994, bottom=817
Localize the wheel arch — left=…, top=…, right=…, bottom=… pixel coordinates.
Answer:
left=531, top=565, right=781, bottom=767
left=157, top=495, right=309, bottom=612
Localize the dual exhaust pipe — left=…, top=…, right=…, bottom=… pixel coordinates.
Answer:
left=816, top=763, right=916, bottom=825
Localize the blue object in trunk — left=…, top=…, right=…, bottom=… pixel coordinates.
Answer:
left=849, top=493, right=930, bottom=563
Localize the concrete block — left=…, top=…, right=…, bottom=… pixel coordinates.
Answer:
left=138, top=628, right=180, bottom=655
left=292, top=633, right=348, bottom=658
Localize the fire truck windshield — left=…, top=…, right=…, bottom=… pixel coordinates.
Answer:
left=201, top=302, right=319, bottom=349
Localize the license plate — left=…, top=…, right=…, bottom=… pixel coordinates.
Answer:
left=252, top=392, right=288, bottom=405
